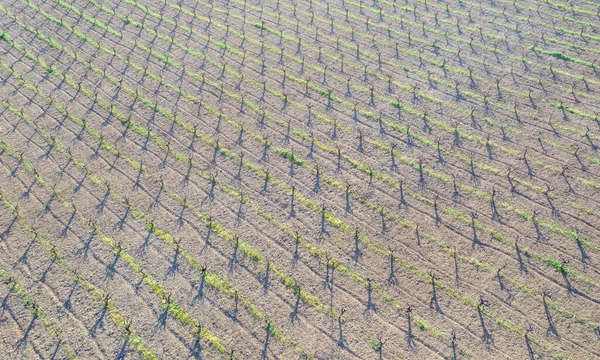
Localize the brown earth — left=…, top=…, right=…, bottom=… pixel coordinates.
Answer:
left=1, top=0, right=600, bottom=358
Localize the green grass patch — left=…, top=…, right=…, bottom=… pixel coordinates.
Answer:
left=391, top=100, right=404, bottom=109
left=253, top=22, right=268, bottom=30
left=544, top=258, right=567, bottom=274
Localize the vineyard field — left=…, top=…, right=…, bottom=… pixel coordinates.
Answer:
left=1, top=0, right=600, bottom=358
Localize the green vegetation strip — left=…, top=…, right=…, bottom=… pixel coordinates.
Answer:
left=0, top=140, right=231, bottom=356
left=92, top=0, right=600, bottom=264
left=4, top=100, right=404, bottom=358
left=19, top=0, right=600, bottom=336
left=340, top=0, right=600, bottom=74
left=0, top=8, right=474, bottom=356
left=68, top=0, right=600, bottom=239
left=257, top=0, right=600, bottom=102
left=0, top=267, right=77, bottom=359
left=28, top=0, right=600, bottom=327
left=107, top=0, right=600, bottom=323
left=0, top=92, right=321, bottom=358
left=0, top=33, right=419, bottom=359
left=4, top=2, right=596, bottom=356
left=0, top=194, right=156, bottom=360
left=137, top=0, right=600, bottom=267
left=237, top=0, right=600, bottom=156
left=216, top=0, right=600, bottom=181
left=158, top=0, right=600, bottom=234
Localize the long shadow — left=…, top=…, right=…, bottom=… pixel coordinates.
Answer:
left=288, top=287, right=301, bottom=325
left=542, top=291, right=559, bottom=337
left=234, top=155, right=244, bottom=181
left=387, top=252, right=398, bottom=286
left=0, top=215, right=17, bottom=240
left=320, top=205, right=329, bottom=237
left=525, top=328, right=535, bottom=360
left=417, top=160, right=426, bottom=186
left=313, top=167, right=321, bottom=193
left=364, top=279, right=377, bottom=314
left=134, top=275, right=145, bottom=295
left=322, top=254, right=334, bottom=290
left=76, top=231, right=95, bottom=259
left=108, top=153, right=121, bottom=173
left=496, top=264, right=508, bottom=293
left=406, top=306, right=416, bottom=349
left=63, top=281, right=77, bottom=311
left=453, top=249, right=461, bottom=289
left=115, top=205, right=131, bottom=232
left=0, top=290, right=11, bottom=318
left=182, top=157, right=193, bottom=185
left=345, top=185, right=351, bottom=213
left=137, top=224, right=154, bottom=255
left=560, top=267, right=576, bottom=296
left=95, top=187, right=110, bottom=214
left=262, top=261, right=271, bottom=295
left=236, top=195, right=245, bottom=225
left=470, top=214, right=483, bottom=249
left=154, top=304, right=169, bottom=333
left=414, top=224, right=422, bottom=246
left=8, top=160, right=21, bottom=179
left=260, top=171, right=270, bottom=195
left=560, top=169, right=575, bottom=193
left=486, top=137, right=494, bottom=160
left=73, top=173, right=88, bottom=194
left=20, top=179, right=36, bottom=199
left=261, top=322, right=271, bottom=360
left=259, top=140, right=271, bottom=162
left=515, top=239, right=528, bottom=274
left=574, top=150, right=587, bottom=173
left=191, top=269, right=207, bottom=305
left=167, top=247, right=180, bottom=277
left=490, top=191, right=503, bottom=224
left=291, top=235, right=301, bottom=265
left=429, top=275, right=443, bottom=314
left=39, top=256, right=56, bottom=283
left=576, top=237, right=590, bottom=265
left=522, top=150, right=534, bottom=178
left=469, top=159, right=480, bottom=185
left=288, top=186, right=296, bottom=218
left=49, top=339, right=62, bottom=360
left=477, top=299, right=494, bottom=348
left=543, top=187, right=561, bottom=220
left=336, top=308, right=348, bottom=349
left=115, top=337, right=130, bottom=360
left=532, top=212, right=546, bottom=243
left=375, top=337, right=385, bottom=360
left=399, top=181, right=408, bottom=208
left=201, top=175, right=217, bottom=205
left=15, top=312, right=38, bottom=350
left=90, top=298, right=108, bottom=337
left=351, top=229, right=362, bottom=263
left=105, top=251, right=121, bottom=280
left=451, top=331, right=458, bottom=360
left=40, top=141, right=56, bottom=161
left=433, top=200, right=441, bottom=225
left=225, top=292, right=239, bottom=323
left=60, top=208, right=77, bottom=238
left=380, top=208, right=387, bottom=232
left=288, top=154, right=295, bottom=177
left=228, top=237, right=239, bottom=273
left=16, top=237, right=35, bottom=265
left=188, top=334, right=203, bottom=360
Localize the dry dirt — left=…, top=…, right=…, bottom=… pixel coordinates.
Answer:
left=1, top=0, right=600, bottom=358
